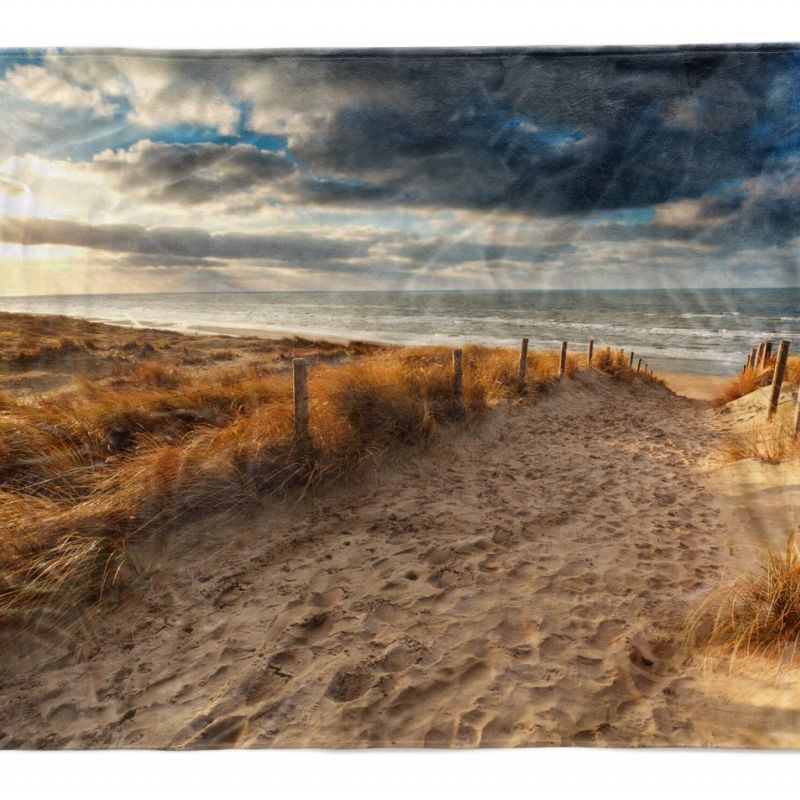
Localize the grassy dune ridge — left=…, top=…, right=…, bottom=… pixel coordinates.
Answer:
left=715, top=354, right=800, bottom=407
left=694, top=351, right=800, bottom=662
left=0, top=312, right=660, bottom=629
left=714, top=354, right=800, bottom=464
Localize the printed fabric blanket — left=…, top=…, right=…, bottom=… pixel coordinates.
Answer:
left=1, top=45, right=800, bottom=749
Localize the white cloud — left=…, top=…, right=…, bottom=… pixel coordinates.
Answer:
left=0, top=53, right=242, bottom=135
left=652, top=197, right=730, bottom=229
left=234, top=61, right=405, bottom=141
left=117, top=58, right=241, bottom=135
left=0, top=62, right=116, bottom=116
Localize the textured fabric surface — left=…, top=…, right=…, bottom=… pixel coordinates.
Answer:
left=1, top=46, right=800, bottom=748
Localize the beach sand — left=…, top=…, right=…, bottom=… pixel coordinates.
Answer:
left=3, top=361, right=800, bottom=748
left=660, top=371, right=731, bottom=402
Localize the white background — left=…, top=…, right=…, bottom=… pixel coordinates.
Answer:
left=2, top=1, right=800, bottom=797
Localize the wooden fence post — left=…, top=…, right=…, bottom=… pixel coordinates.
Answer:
left=767, top=340, right=790, bottom=420
left=794, top=387, right=800, bottom=438
left=629, top=351, right=635, bottom=368
left=637, top=357, right=642, bottom=373
left=587, top=338, right=594, bottom=367
left=749, top=346, right=757, bottom=372
left=518, top=337, right=529, bottom=389
left=292, top=358, right=309, bottom=439
left=559, top=341, right=568, bottom=378
left=453, top=348, right=463, bottom=407
left=764, top=341, right=773, bottom=366
left=756, top=341, right=766, bottom=371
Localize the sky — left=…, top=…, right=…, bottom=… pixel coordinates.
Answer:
left=0, top=46, right=799, bottom=295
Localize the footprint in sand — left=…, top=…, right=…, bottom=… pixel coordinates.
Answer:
left=380, top=640, right=426, bottom=673
left=540, top=634, right=572, bottom=658
left=325, top=664, right=374, bottom=703
left=590, top=619, right=627, bottom=648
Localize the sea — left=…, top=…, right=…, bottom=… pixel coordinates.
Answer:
left=2, top=287, right=800, bottom=376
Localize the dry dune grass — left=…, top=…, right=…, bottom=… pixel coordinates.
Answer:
left=688, top=533, right=800, bottom=663
left=722, top=413, right=800, bottom=464
left=696, top=352, right=800, bottom=664
left=592, top=345, right=662, bottom=385
left=0, top=328, right=662, bottom=631
left=0, top=310, right=363, bottom=396
left=714, top=353, right=800, bottom=464
left=714, top=370, right=771, bottom=406
left=0, top=338, right=589, bottom=628
left=715, top=355, right=800, bottom=406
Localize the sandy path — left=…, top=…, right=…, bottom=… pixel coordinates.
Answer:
left=659, top=371, right=731, bottom=402
left=1, top=370, right=798, bottom=749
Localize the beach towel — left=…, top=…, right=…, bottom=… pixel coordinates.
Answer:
left=1, top=45, right=800, bottom=749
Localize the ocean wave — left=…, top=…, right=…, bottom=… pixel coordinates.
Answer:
left=679, top=311, right=740, bottom=318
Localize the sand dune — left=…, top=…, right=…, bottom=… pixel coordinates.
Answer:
left=2, top=370, right=800, bottom=748
left=710, top=384, right=800, bottom=564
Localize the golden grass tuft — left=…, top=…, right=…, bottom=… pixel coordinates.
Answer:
left=785, top=356, right=800, bottom=388
left=722, top=413, right=800, bottom=464
left=687, top=533, right=800, bottom=663
left=715, top=356, right=800, bottom=406
left=591, top=345, right=662, bottom=385
left=714, top=370, right=771, bottom=406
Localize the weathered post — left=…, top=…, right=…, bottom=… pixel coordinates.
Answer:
left=453, top=348, right=464, bottom=408
left=559, top=341, right=568, bottom=378
left=517, top=337, right=529, bottom=389
left=749, top=346, right=758, bottom=373
left=629, top=351, right=635, bottom=368
left=755, top=342, right=765, bottom=371
left=764, top=341, right=773, bottom=367
left=637, top=357, right=642, bottom=373
left=292, top=358, right=309, bottom=439
left=766, top=340, right=790, bottom=421
left=587, top=338, right=594, bottom=368
left=794, top=387, right=800, bottom=438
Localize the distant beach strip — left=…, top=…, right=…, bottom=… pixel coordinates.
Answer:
left=2, top=287, right=800, bottom=376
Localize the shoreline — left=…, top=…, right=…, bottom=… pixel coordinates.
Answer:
left=172, top=323, right=741, bottom=387
left=0, top=308, right=738, bottom=383
left=157, top=321, right=742, bottom=381
left=188, top=323, right=383, bottom=347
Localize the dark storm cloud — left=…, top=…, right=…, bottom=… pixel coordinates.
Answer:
left=0, top=216, right=372, bottom=268
left=60, top=47, right=800, bottom=227
left=93, top=140, right=297, bottom=206
left=579, top=172, right=800, bottom=252
left=279, top=47, right=800, bottom=216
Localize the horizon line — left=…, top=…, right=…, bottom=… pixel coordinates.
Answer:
left=2, top=286, right=800, bottom=300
